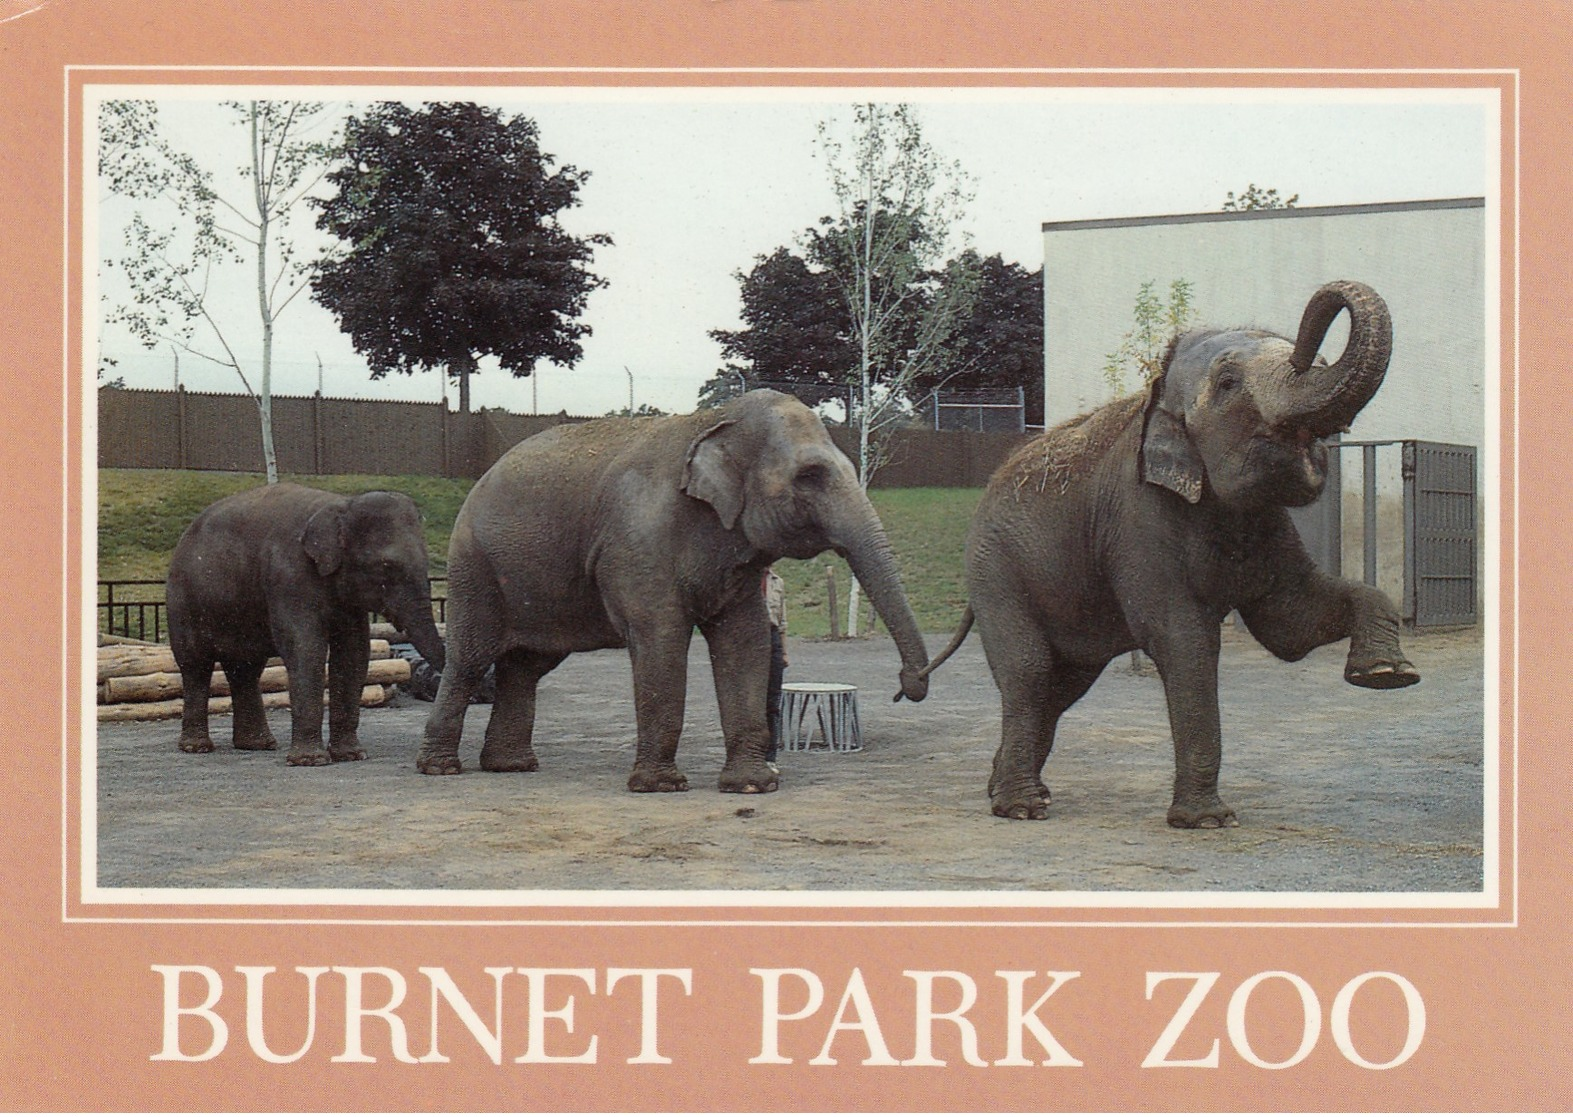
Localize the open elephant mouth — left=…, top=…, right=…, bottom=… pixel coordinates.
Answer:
left=1247, top=423, right=1329, bottom=507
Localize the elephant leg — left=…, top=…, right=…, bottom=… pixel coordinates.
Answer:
left=479, top=648, right=565, bottom=773
left=417, top=656, right=490, bottom=776
left=325, top=620, right=370, bottom=762
left=176, top=657, right=217, bottom=754
left=223, top=659, right=278, bottom=753
left=1238, top=520, right=1419, bottom=689
left=279, top=635, right=332, bottom=767
left=700, top=602, right=778, bottom=795
left=983, top=627, right=1064, bottom=821
left=988, top=661, right=1104, bottom=816
left=1147, top=620, right=1235, bottom=829
left=626, top=626, right=693, bottom=793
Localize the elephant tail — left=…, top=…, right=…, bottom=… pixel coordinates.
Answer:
left=916, top=606, right=974, bottom=682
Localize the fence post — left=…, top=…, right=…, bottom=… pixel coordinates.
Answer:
left=177, top=385, right=189, bottom=470
left=440, top=402, right=450, bottom=478
left=313, top=390, right=324, bottom=475
left=1363, top=443, right=1378, bottom=587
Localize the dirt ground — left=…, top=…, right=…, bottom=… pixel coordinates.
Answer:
left=94, top=625, right=1485, bottom=897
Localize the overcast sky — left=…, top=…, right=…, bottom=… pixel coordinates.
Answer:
left=90, top=85, right=1494, bottom=416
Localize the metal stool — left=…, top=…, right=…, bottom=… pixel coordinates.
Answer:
left=779, top=682, right=862, bottom=752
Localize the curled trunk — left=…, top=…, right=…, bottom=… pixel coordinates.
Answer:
left=1261, top=280, right=1393, bottom=436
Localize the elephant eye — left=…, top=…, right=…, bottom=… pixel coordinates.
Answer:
left=794, top=463, right=830, bottom=492
left=1215, top=370, right=1241, bottom=393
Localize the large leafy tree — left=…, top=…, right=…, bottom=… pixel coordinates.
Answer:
left=312, top=102, right=610, bottom=413
left=910, top=253, right=1044, bottom=426
left=706, top=246, right=856, bottom=404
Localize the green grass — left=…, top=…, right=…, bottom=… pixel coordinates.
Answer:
left=97, top=469, right=475, bottom=583
left=97, top=470, right=980, bottom=638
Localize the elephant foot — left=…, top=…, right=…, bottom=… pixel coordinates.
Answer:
left=718, top=760, right=779, bottom=795
left=1167, top=797, right=1239, bottom=829
left=329, top=746, right=367, bottom=762
left=628, top=763, right=689, bottom=793
left=415, top=750, right=464, bottom=776
left=178, top=735, right=215, bottom=754
left=990, top=778, right=1051, bottom=821
left=1344, top=656, right=1420, bottom=689
left=286, top=749, right=334, bottom=768
left=479, top=746, right=540, bottom=773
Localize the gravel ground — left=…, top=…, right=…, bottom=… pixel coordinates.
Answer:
left=94, top=625, right=1485, bottom=896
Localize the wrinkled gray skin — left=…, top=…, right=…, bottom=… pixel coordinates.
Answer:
left=417, top=389, right=929, bottom=794
left=924, top=281, right=1419, bottom=827
left=166, top=483, right=446, bottom=766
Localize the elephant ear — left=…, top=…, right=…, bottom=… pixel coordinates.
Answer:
left=681, top=419, right=744, bottom=529
left=1139, top=377, right=1205, bottom=504
left=300, top=505, right=346, bottom=576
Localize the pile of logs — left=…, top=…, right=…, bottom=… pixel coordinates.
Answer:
left=97, top=638, right=412, bottom=723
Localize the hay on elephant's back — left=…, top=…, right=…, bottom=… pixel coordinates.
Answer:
left=1005, top=393, right=1144, bottom=497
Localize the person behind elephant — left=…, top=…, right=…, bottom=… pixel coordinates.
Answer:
left=416, top=389, right=929, bottom=794
left=921, top=280, right=1419, bottom=827
left=166, top=483, right=447, bottom=766
left=763, top=565, right=787, bottom=770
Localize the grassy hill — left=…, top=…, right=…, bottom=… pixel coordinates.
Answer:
left=97, top=470, right=980, bottom=639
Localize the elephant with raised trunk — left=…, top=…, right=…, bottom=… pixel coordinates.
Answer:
left=166, top=483, right=446, bottom=765
left=923, top=280, right=1419, bottom=827
left=418, top=389, right=929, bottom=793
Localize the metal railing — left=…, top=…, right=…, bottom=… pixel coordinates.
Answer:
left=98, top=578, right=449, bottom=643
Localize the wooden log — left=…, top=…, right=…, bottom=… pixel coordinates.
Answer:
left=98, top=684, right=387, bottom=724
left=370, top=621, right=446, bottom=643
left=99, top=656, right=410, bottom=704
left=97, top=640, right=394, bottom=683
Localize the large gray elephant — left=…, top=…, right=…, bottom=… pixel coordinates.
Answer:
left=923, top=280, right=1419, bottom=827
left=166, top=483, right=446, bottom=765
left=417, top=389, right=929, bottom=793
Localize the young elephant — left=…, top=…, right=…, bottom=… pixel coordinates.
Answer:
left=417, top=389, right=929, bottom=793
left=924, top=280, right=1419, bottom=827
left=166, top=483, right=446, bottom=765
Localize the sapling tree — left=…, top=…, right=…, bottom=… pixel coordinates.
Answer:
left=101, top=99, right=336, bottom=483
left=1102, top=278, right=1199, bottom=396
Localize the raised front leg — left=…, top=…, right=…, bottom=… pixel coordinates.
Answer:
left=479, top=648, right=566, bottom=772
left=325, top=618, right=371, bottom=761
left=625, top=625, right=693, bottom=793
left=1238, top=518, right=1419, bottom=689
left=700, top=597, right=777, bottom=794
left=1148, top=620, right=1236, bottom=829
left=222, top=659, right=278, bottom=753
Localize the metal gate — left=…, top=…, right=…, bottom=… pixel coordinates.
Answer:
left=1404, top=440, right=1478, bottom=627
left=1289, top=439, right=1478, bottom=628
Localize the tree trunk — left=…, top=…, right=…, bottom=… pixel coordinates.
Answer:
left=251, top=101, right=279, bottom=484
left=452, top=353, right=477, bottom=415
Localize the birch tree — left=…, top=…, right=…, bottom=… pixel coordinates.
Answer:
left=101, top=99, right=336, bottom=483
left=814, top=102, right=978, bottom=633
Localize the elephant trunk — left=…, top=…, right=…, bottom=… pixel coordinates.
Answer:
left=386, top=585, right=446, bottom=673
left=828, top=490, right=930, bottom=702
left=1260, top=280, right=1393, bottom=437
